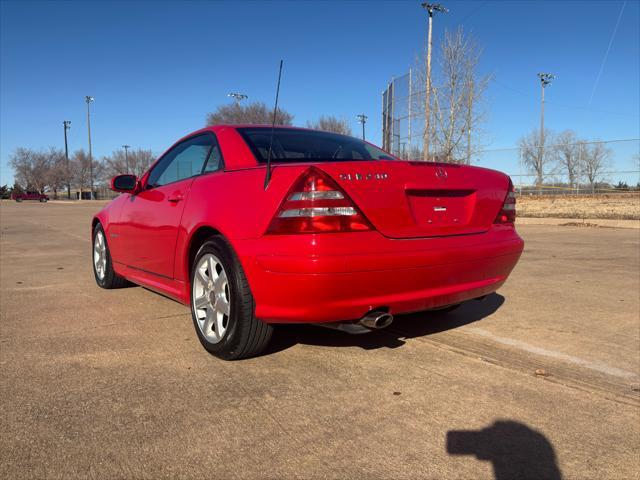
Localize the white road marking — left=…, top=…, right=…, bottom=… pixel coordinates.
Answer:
left=468, top=327, right=639, bottom=380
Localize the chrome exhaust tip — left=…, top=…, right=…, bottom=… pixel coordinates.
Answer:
left=358, top=311, right=393, bottom=330
left=316, top=310, right=394, bottom=335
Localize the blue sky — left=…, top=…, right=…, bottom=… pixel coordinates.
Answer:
left=1, top=0, right=639, bottom=185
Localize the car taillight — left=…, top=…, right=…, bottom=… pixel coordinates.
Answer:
left=494, top=179, right=516, bottom=224
left=266, top=167, right=373, bottom=234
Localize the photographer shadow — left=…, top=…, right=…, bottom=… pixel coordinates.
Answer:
left=447, top=420, right=562, bottom=480
left=266, top=293, right=504, bottom=354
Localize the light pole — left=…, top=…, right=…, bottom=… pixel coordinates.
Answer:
left=85, top=96, right=95, bottom=199
left=122, top=145, right=131, bottom=174
left=63, top=120, right=71, bottom=199
left=356, top=114, right=368, bottom=140
left=228, top=93, right=248, bottom=103
left=537, top=73, right=554, bottom=190
left=421, top=3, right=448, bottom=161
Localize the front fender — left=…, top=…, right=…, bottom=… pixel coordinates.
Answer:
left=91, top=196, right=126, bottom=258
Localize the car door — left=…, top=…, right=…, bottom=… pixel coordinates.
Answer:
left=116, top=133, right=215, bottom=278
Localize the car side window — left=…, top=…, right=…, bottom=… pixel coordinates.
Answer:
left=147, top=134, right=213, bottom=188
left=202, top=136, right=223, bottom=173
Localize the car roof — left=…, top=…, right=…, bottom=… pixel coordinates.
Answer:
left=184, top=124, right=342, bottom=137
left=157, top=125, right=378, bottom=172
left=156, top=125, right=321, bottom=172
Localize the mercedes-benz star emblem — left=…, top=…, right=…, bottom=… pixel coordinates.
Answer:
left=436, top=167, right=447, bottom=180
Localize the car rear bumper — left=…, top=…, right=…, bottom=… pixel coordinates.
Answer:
left=235, top=225, right=524, bottom=323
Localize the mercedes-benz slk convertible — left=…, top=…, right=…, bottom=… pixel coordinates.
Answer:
left=92, top=126, right=524, bottom=359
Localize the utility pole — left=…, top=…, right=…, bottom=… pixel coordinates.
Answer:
left=228, top=93, right=248, bottom=103
left=536, top=73, right=554, bottom=191
left=408, top=67, right=413, bottom=152
left=122, top=145, right=131, bottom=174
left=421, top=3, right=448, bottom=161
left=356, top=114, right=368, bottom=140
left=63, top=120, right=71, bottom=199
left=85, top=96, right=95, bottom=199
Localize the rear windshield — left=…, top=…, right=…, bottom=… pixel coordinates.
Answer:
left=237, top=127, right=396, bottom=163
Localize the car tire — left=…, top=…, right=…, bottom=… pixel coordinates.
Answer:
left=16, top=198, right=22, bottom=203
left=92, top=224, right=129, bottom=289
left=40, top=198, right=47, bottom=203
left=190, top=236, right=273, bottom=360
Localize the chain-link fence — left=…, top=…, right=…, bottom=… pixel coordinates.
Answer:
left=382, top=71, right=425, bottom=159
left=476, top=139, right=640, bottom=195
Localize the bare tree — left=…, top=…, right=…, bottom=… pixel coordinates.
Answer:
left=45, top=147, right=68, bottom=198
left=519, top=128, right=556, bottom=191
left=128, top=149, right=155, bottom=176
left=406, top=145, right=424, bottom=161
left=555, top=130, right=582, bottom=188
left=306, top=116, right=352, bottom=135
left=206, top=101, right=293, bottom=126
left=10, top=148, right=46, bottom=193
left=582, top=141, right=611, bottom=193
left=412, top=27, right=489, bottom=163
left=71, top=149, right=104, bottom=197
left=9, top=147, right=66, bottom=195
left=462, top=43, right=489, bottom=164
left=102, top=148, right=155, bottom=180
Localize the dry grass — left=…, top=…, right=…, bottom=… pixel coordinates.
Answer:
left=517, top=194, right=640, bottom=220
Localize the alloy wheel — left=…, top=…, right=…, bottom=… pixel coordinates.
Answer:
left=192, top=253, right=231, bottom=344
left=93, top=231, right=107, bottom=280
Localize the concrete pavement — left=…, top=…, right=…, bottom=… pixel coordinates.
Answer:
left=1, top=201, right=638, bottom=479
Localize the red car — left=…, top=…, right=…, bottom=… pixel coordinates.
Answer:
left=92, top=126, right=524, bottom=360
left=12, top=191, right=48, bottom=202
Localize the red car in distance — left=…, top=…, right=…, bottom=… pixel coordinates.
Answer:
left=12, top=191, right=49, bottom=202
left=92, top=126, right=524, bottom=360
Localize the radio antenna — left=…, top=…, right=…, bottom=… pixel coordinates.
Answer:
left=264, top=60, right=283, bottom=189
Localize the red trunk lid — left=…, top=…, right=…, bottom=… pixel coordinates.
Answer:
left=315, top=161, right=510, bottom=239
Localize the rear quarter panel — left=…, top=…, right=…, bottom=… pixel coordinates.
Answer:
left=174, top=165, right=307, bottom=283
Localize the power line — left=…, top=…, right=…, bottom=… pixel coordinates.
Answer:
left=458, top=0, right=490, bottom=24
left=589, top=0, right=627, bottom=105
left=477, top=137, right=639, bottom=154
left=490, top=78, right=530, bottom=98
left=546, top=101, right=639, bottom=118
left=489, top=77, right=639, bottom=117
left=389, top=134, right=639, bottom=154
left=509, top=170, right=640, bottom=177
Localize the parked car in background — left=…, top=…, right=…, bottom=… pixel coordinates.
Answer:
left=12, top=191, right=48, bottom=202
left=92, top=126, right=524, bottom=360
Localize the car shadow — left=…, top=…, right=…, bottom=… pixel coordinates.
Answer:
left=264, top=293, right=504, bottom=355
left=447, top=420, right=563, bottom=480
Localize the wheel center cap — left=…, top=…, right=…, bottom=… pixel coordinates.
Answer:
left=208, top=290, right=217, bottom=307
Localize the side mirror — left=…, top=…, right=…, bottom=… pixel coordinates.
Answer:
left=111, top=174, right=139, bottom=193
